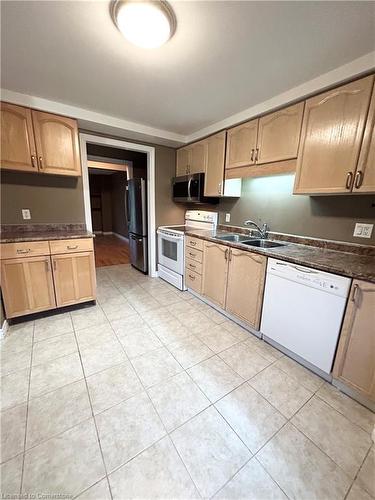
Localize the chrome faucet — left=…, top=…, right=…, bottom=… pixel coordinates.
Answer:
left=244, top=220, right=268, bottom=239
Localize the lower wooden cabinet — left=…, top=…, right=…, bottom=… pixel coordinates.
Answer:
left=52, top=252, right=96, bottom=307
left=333, top=280, right=375, bottom=401
left=225, top=249, right=266, bottom=329
left=200, top=241, right=266, bottom=329
left=0, top=238, right=96, bottom=318
left=202, top=242, right=229, bottom=308
left=1, top=256, right=56, bottom=318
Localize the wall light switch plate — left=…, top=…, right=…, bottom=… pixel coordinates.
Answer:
left=22, top=209, right=31, bottom=220
left=225, top=213, right=231, bottom=223
left=353, top=223, right=373, bottom=238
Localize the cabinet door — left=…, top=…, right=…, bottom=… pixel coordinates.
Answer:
left=32, top=110, right=81, bottom=176
left=1, top=257, right=56, bottom=318
left=225, top=250, right=266, bottom=329
left=225, top=120, right=258, bottom=169
left=176, top=147, right=191, bottom=176
left=333, top=280, right=375, bottom=401
left=202, top=242, right=229, bottom=308
left=0, top=103, right=38, bottom=172
left=204, top=131, right=226, bottom=196
left=52, top=252, right=96, bottom=307
left=354, top=83, right=375, bottom=193
left=257, top=102, right=304, bottom=164
left=294, top=76, right=373, bottom=194
left=190, top=140, right=207, bottom=174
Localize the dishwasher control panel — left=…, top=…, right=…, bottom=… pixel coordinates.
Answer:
left=268, top=259, right=351, bottom=298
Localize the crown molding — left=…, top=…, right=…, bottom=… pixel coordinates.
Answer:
left=186, top=51, right=375, bottom=143
left=0, top=89, right=187, bottom=147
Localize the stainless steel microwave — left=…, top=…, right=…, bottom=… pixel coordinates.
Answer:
left=172, top=173, right=218, bottom=204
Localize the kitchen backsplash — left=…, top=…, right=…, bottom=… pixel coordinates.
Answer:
left=217, top=174, right=375, bottom=245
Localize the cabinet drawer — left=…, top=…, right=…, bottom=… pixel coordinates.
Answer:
left=49, top=238, right=93, bottom=254
left=186, top=236, right=203, bottom=251
left=185, top=269, right=202, bottom=293
left=0, top=241, right=50, bottom=259
left=185, top=247, right=203, bottom=263
left=185, top=258, right=202, bottom=275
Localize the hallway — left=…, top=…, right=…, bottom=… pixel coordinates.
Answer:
left=94, top=234, right=130, bottom=267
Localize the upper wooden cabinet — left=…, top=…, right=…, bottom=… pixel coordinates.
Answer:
left=294, top=76, right=374, bottom=194
left=225, top=103, right=304, bottom=171
left=355, top=83, right=375, bottom=193
left=176, top=147, right=191, bottom=176
left=0, top=103, right=81, bottom=177
left=176, top=141, right=207, bottom=176
left=225, top=249, right=266, bottom=330
left=1, top=256, right=56, bottom=318
left=204, top=131, right=226, bottom=196
left=333, top=280, right=375, bottom=402
left=225, top=120, right=258, bottom=169
left=0, top=103, right=38, bottom=173
left=32, top=111, right=81, bottom=176
left=190, top=140, right=207, bottom=174
left=257, top=102, right=304, bottom=164
left=202, top=241, right=229, bottom=308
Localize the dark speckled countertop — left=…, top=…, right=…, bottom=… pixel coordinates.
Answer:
left=0, top=224, right=94, bottom=243
left=185, top=228, right=375, bottom=284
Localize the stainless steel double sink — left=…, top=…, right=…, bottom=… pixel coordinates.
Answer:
left=214, top=233, right=286, bottom=248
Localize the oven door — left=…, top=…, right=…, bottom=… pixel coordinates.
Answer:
left=157, top=231, right=184, bottom=275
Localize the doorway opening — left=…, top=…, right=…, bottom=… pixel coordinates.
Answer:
left=80, top=137, right=151, bottom=273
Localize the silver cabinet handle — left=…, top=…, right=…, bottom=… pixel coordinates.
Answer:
left=351, top=283, right=359, bottom=302
left=224, top=248, right=229, bottom=261
left=346, top=171, right=353, bottom=189
left=188, top=274, right=195, bottom=280
left=53, top=259, right=57, bottom=271
left=189, top=263, right=196, bottom=268
left=31, top=155, right=37, bottom=168
left=189, top=241, right=196, bottom=246
left=254, top=148, right=259, bottom=162
left=250, top=149, right=254, bottom=162
left=17, top=248, right=31, bottom=254
left=228, top=248, right=232, bottom=261
left=67, top=245, right=78, bottom=250
left=38, top=156, right=44, bottom=170
left=354, top=171, right=363, bottom=189
left=218, top=182, right=222, bottom=195
left=45, top=260, right=50, bottom=272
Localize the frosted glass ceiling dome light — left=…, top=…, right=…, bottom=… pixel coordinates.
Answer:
left=111, top=0, right=176, bottom=49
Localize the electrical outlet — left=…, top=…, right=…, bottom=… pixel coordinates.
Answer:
left=353, top=223, right=373, bottom=238
left=225, top=213, right=231, bottom=223
left=22, top=209, right=31, bottom=220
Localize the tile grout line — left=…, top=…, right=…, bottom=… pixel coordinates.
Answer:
left=100, top=294, right=205, bottom=499
left=18, top=320, right=35, bottom=497
left=70, top=311, right=114, bottom=500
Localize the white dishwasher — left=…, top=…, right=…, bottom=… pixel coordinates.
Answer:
left=261, top=258, right=351, bottom=375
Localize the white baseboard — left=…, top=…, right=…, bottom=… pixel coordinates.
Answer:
left=113, top=232, right=129, bottom=242
left=0, top=319, right=9, bottom=339
left=94, top=231, right=103, bottom=235
left=103, top=231, right=113, bottom=235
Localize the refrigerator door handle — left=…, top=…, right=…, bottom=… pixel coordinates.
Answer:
left=141, top=178, right=147, bottom=236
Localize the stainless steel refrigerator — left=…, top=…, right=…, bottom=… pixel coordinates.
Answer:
left=126, top=178, right=148, bottom=273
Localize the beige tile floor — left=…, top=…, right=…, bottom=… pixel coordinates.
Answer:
left=1, top=264, right=374, bottom=499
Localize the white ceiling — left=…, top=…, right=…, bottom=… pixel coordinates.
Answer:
left=1, top=1, right=375, bottom=143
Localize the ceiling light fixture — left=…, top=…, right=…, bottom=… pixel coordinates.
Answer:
left=110, top=0, right=176, bottom=49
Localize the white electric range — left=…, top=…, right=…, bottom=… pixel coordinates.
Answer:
left=157, top=210, right=218, bottom=290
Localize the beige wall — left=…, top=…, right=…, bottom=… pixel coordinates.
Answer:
left=1, top=170, right=86, bottom=224
left=1, top=140, right=184, bottom=229
left=154, top=145, right=185, bottom=228
left=218, top=174, right=375, bottom=244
